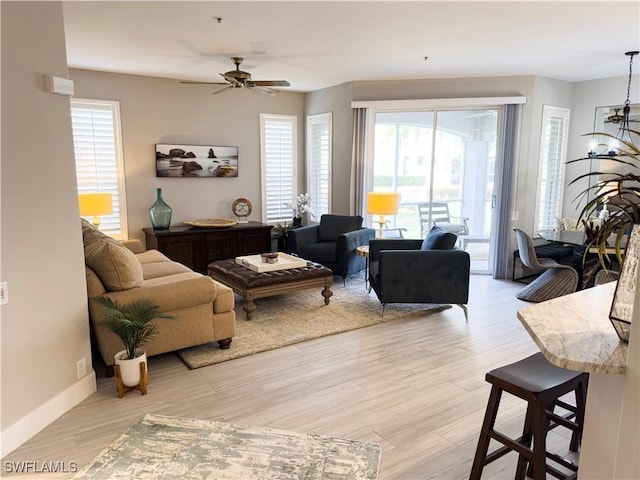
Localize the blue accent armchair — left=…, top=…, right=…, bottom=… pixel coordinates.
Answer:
left=287, top=214, right=375, bottom=281
left=368, top=237, right=470, bottom=318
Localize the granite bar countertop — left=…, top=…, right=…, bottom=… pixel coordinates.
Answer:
left=517, top=282, right=629, bottom=374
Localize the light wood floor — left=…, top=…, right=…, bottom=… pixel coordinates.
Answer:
left=3, top=275, right=582, bottom=479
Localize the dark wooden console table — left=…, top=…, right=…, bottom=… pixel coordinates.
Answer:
left=143, top=222, right=273, bottom=273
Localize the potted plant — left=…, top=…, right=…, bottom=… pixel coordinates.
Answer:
left=272, top=221, right=294, bottom=251
left=568, top=131, right=640, bottom=265
left=99, top=296, right=175, bottom=388
left=569, top=131, right=640, bottom=341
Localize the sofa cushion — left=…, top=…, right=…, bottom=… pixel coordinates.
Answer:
left=297, top=242, right=337, bottom=263
left=85, top=266, right=106, bottom=297
left=421, top=226, right=457, bottom=250
left=136, top=249, right=172, bottom=264
left=141, top=261, right=192, bottom=280
left=318, top=215, right=363, bottom=242
left=83, top=220, right=144, bottom=291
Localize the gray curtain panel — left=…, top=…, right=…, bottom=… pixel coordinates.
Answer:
left=350, top=108, right=368, bottom=216
left=492, top=103, right=520, bottom=279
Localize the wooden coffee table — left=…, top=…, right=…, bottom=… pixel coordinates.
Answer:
left=208, top=258, right=333, bottom=320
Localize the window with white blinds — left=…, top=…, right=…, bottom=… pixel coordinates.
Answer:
left=306, top=112, right=332, bottom=220
left=260, top=113, right=298, bottom=224
left=71, top=99, right=128, bottom=239
left=535, top=105, right=570, bottom=234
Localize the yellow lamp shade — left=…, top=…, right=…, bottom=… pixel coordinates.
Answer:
left=367, top=192, right=400, bottom=238
left=79, top=192, right=113, bottom=226
left=367, top=192, right=399, bottom=215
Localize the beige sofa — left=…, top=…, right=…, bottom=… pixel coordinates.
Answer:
left=81, top=219, right=235, bottom=372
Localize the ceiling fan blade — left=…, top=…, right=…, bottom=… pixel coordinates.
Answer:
left=249, top=80, right=290, bottom=87
left=211, top=85, right=233, bottom=95
left=248, top=84, right=279, bottom=96
left=220, top=73, right=242, bottom=87
left=180, top=80, right=228, bottom=85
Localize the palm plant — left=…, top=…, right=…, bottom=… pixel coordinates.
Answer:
left=99, top=297, right=175, bottom=359
left=568, top=130, right=640, bottom=266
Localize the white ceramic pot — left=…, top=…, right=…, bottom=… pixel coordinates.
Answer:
left=114, top=349, right=146, bottom=387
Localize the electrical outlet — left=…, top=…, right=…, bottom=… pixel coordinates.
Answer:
left=511, top=211, right=519, bottom=221
left=0, top=281, right=7, bottom=305
left=76, top=358, right=87, bottom=379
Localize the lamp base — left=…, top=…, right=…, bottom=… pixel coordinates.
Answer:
left=376, top=216, right=386, bottom=238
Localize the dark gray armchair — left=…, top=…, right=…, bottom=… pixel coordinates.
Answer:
left=368, top=235, right=470, bottom=318
left=287, top=214, right=375, bottom=281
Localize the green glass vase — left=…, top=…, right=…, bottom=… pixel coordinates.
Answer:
left=149, top=188, right=172, bottom=230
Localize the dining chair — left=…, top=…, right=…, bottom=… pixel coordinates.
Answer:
left=513, top=228, right=579, bottom=302
left=594, top=269, right=619, bottom=285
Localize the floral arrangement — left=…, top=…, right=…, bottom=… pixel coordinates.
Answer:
left=274, top=193, right=315, bottom=238
left=291, top=193, right=314, bottom=219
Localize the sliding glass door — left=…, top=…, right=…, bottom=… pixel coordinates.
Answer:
left=371, top=108, right=499, bottom=273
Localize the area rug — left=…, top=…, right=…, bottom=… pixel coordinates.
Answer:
left=73, top=413, right=382, bottom=480
left=177, top=277, right=450, bottom=368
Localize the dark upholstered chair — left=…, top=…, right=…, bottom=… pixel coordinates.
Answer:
left=287, top=214, right=375, bottom=281
left=368, top=227, right=470, bottom=317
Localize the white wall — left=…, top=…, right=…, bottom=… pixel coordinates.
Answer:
left=1, top=1, right=95, bottom=456
left=69, top=69, right=305, bottom=244
left=305, top=82, right=354, bottom=215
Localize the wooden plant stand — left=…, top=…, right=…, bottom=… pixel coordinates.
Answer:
left=114, top=362, right=148, bottom=398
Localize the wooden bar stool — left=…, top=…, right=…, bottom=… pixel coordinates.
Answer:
left=470, top=352, right=588, bottom=480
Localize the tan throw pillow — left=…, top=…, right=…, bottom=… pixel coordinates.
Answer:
left=82, top=221, right=143, bottom=291
left=85, top=241, right=144, bottom=291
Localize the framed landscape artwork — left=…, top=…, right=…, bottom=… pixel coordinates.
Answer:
left=156, top=144, right=239, bottom=178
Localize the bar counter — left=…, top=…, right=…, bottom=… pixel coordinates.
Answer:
left=517, top=282, right=636, bottom=479
left=517, top=282, right=627, bottom=374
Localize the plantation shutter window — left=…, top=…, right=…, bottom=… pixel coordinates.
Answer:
left=306, top=112, right=332, bottom=219
left=260, top=114, right=298, bottom=224
left=71, top=99, right=128, bottom=239
left=535, top=106, right=570, bottom=235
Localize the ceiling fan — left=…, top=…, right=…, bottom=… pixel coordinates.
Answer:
left=605, top=108, right=639, bottom=124
left=181, top=57, right=290, bottom=95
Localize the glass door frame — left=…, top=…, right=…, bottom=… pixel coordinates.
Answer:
left=364, top=103, right=505, bottom=275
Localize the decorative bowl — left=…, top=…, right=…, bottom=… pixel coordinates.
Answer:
left=261, top=253, right=279, bottom=264
left=184, top=218, right=237, bottom=228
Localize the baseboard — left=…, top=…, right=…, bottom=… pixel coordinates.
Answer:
left=1, top=371, right=97, bottom=457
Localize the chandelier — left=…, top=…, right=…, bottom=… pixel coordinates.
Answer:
left=588, top=50, right=639, bottom=158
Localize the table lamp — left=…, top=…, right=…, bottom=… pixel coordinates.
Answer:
left=79, top=192, right=113, bottom=227
left=367, top=192, right=400, bottom=238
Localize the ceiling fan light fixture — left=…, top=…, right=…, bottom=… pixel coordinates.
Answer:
left=588, top=50, right=639, bottom=158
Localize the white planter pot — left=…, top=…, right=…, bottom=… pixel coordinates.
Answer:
left=115, top=349, right=146, bottom=387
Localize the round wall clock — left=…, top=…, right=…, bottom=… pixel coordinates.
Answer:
left=232, top=198, right=252, bottom=223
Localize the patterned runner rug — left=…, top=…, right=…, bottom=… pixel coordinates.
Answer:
left=73, top=414, right=382, bottom=480
left=177, top=277, right=450, bottom=368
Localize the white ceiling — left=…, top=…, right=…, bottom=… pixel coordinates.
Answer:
left=62, top=1, right=640, bottom=93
